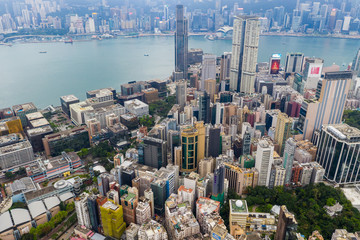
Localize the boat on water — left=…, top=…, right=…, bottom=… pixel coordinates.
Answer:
left=39, top=51, right=47, bottom=54
left=144, top=54, right=149, bottom=56
left=64, top=37, right=73, bottom=44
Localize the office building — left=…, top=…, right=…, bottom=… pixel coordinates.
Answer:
left=274, top=113, right=293, bottom=155
left=150, top=179, right=167, bottom=215
left=176, top=80, right=187, bottom=110
left=124, top=99, right=149, bottom=117
left=180, top=126, right=199, bottom=173
left=0, top=139, right=34, bottom=169
left=12, top=102, right=37, bottom=127
left=198, top=92, right=211, bottom=123
left=255, top=139, right=274, bottom=186
left=283, top=138, right=296, bottom=185
left=285, top=53, right=304, bottom=75
left=201, top=54, right=216, bottom=90
left=75, top=192, right=91, bottom=229
left=60, top=95, right=80, bottom=116
left=26, top=125, right=53, bottom=152
left=100, top=201, right=127, bottom=239
left=42, top=126, right=90, bottom=157
left=275, top=206, right=298, bottom=240
left=230, top=16, right=260, bottom=93
left=140, top=136, right=167, bottom=169
left=175, top=5, right=188, bottom=80
left=209, top=126, right=221, bottom=158
left=352, top=48, right=360, bottom=75
left=220, top=52, right=232, bottom=81
left=204, top=79, right=217, bottom=102
left=87, top=87, right=116, bottom=100
left=142, top=88, right=159, bottom=104
left=87, top=195, right=101, bottom=232
left=297, top=71, right=352, bottom=140
left=188, top=48, right=203, bottom=65
left=268, top=164, right=286, bottom=188
left=212, top=165, right=225, bottom=197
left=316, top=124, right=360, bottom=184
left=302, top=58, right=324, bottom=90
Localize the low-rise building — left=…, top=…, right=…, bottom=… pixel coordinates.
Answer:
left=124, top=99, right=149, bottom=117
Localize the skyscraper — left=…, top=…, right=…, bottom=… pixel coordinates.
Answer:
left=255, top=139, right=274, bottom=186
left=274, top=113, right=293, bottom=155
left=316, top=124, right=360, bottom=184
left=175, top=5, right=188, bottom=80
left=297, top=71, right=352, bottom=140
left=176, top=80, right=187, bottom=110
left=352, top=48, right=360, bottom=76
left=283, top=138, right=296, bottom=185
left=230, top=16, right=260, bottom=93
left=181, top=126, right=199, bottom=173
left=220, top=52, right=232, bottom=82
left=285, top=53, right=304, bottom=75
left=201, top=54, right=217, bottom=90
left=141, top=136, right=167, bottom=169
left=75, top=193, right=91, bottom=229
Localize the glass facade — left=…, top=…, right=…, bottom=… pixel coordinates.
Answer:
left=317, top=125, right=360, bottom=184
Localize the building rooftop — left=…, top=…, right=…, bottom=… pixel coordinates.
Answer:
left=101, top=201, right=119, bottom=211
left=26, top=112, right=44, bottom=121
left=43, top=126, right=88, bottom=142
left=10, top=208, right=31, bottom=226
left=30, top=118, right=50, bottom=128
left=0, top=133, right=21, bottom=147
left=27, top=125, right=53, bottom=137
left=196, top=197, right=220, bottom=215
left=229, top=199, right=248, bottom=214
left=324, top=124, right=360, bottom=142
left=28, top=201, right=47, bottom=218
left=44, top=196, right=60, bottom=210
left=60, top=95, right=79, bottom=102
left=124, top=99, right=148, bottom=109
left=59, top=192, right=75, bottom=202
left=0, top=211, right=13, bottom=233
left=10, top=177, right=37, bottom=195
left=12, top=102, right=36, bottom=113
left=0, top=140, right=32, bottom=155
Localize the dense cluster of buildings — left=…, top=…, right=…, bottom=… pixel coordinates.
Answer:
left=2, top=0, right=360, bottom=37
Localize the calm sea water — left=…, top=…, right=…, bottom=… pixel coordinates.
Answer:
left=0, top=35, right=359, bottom=108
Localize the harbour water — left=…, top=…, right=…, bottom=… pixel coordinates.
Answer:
left=0, top=35, right=359, bottom=108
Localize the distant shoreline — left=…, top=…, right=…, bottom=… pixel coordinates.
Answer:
left=1, top=31, right=360, bottom=45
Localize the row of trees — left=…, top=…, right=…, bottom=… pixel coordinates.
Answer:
left=21, top=202, right=75, bottom=240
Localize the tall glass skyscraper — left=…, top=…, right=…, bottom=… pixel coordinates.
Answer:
left=316, top=124, right=360, bottom=184
left=230, top=16, right=260, bottom=93
left=175, top=5, right=188, bottom=80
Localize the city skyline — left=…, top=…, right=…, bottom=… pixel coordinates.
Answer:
left=1, top=1, right=360, bottom=240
